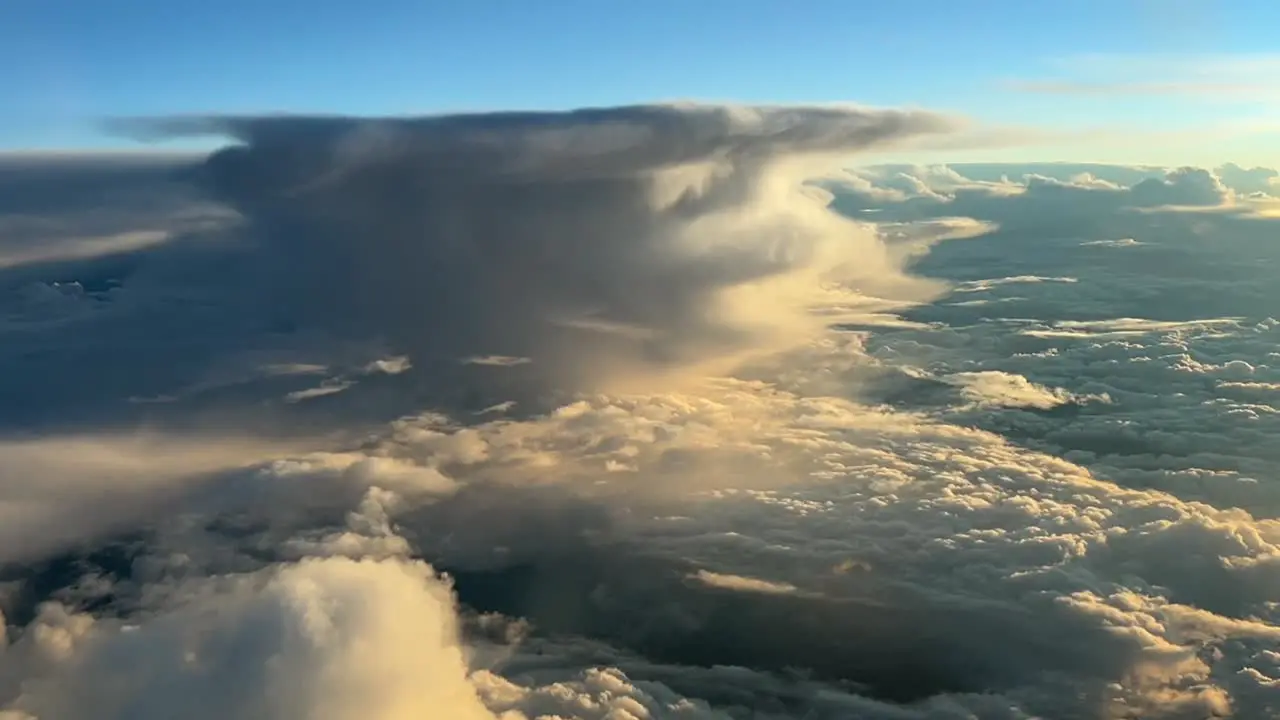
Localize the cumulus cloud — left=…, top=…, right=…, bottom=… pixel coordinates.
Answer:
left=1215, top=163, right=1280, bottom=196
left=0, top=105, right=982, bottom=436
left=410, top=377, right=1279, bottom=717
left=939, top=370, right=1111, bottom=409
left=23, top=374, right=1269, bottom=717
left=0, top=434, right=307, bottom=566
left=3, top=556, right=501, bottom=720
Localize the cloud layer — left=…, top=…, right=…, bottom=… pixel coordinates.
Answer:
left=3, top=116, right=1280, bottom=719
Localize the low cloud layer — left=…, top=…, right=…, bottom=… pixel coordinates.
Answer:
left=4, top=117, right=1280, bottom=719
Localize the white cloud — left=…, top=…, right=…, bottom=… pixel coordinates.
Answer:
left=688, top=570, right=798, bottom=596
left=940, top=370, right=1111, bottom=410
left=362, top=355, right=412, bottom=375
left=953, top=275, right=1078, bottom=293
left=0, top=435, right=305, bottom=566
left=3, top=556, right=502, bottom=720
left=1005, top=79, right=1273, bottom=98
left=119, top=104, right=962, bottom=395
left=0, top=230, right=173, bottom=271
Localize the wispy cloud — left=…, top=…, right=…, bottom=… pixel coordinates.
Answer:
left=1005, top=53, right=1280, bottom=102
left=1006, top=79, right=1273, bottom=98
left=1054, top=51, right=1280, bottom=74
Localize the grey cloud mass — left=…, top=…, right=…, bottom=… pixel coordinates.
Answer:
left=3, top=106, right=1280, bottom=720
left=127, top=105, right=957, bottom=397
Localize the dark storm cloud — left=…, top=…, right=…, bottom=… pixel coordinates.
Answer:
left=120, top=104, right=957, bottom=393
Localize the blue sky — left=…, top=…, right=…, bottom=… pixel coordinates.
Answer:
left=3, top=0, right=1278, bottom=165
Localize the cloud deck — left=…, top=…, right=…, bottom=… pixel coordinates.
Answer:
left=2, top=104, right=1280, bottom=719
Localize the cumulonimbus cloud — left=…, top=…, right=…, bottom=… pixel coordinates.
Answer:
left=116, top=104, right=965, bottom=394
left=5, top=129, right=1280, bottom=717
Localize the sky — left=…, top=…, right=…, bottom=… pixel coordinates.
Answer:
left=3, top=0, right=1279, bottom=166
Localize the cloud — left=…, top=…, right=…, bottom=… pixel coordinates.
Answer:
left=953, top=275, right=1078, bottom=293
left=824, top=164, right=1262, bottom=247
left=832, top=167, right=1280, bottom=526
left=417, top=376, right=1278, bottom=716
left=463, top=356, right=533, bottom=368
left=688, top=570, right=799, bottom=595
left=1005, top=79, right=1272, bottom=98
left=6, top=364, right=1271, bottom=716
left=1003, top=53, right=1280, bottom=103
left=0, top=104, right=975, bottom=437
left=1080, top=237, right=1144, bottom=247
left=0, top=434, right=307, bottom=566
left=939, top=370, right=1111, bottom=410
left=0, top=230, right=172, bottom=271
left=0, top=105, right=967, bottom=438
left=151, top=377, right=1280, bottom=715
left=116, top=104, right=962, bottom=395
left=5, top=118, right=1280, bottom=718
left=0, top=155, right=234, bottom=260
left=284, top=380, right=355, bottom=403
left=1215, top=163, right=1280, bottom=196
